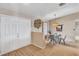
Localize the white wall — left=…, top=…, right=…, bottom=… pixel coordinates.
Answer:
left=0, top=15, right=31, bottom=55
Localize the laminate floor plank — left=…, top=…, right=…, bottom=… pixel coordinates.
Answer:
left=3, top=44, right=79, bottom=56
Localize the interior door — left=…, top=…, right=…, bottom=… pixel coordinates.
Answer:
left=1, top=16, right=18, bottom=54
left=15, top=19, right=31, bottom=49
left=0, top=16, right=31, bottom=55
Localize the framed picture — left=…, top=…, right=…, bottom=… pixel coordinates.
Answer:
left=56, top=25, right=63, bottom=31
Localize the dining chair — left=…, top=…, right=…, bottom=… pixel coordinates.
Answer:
left=59, top=35, right=66, bottom=44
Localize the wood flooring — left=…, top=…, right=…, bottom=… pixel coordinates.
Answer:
left=3, top=44, right=79, bottom=56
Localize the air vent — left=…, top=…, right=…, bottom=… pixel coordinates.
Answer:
left=59, top=3, right=66, bottom=6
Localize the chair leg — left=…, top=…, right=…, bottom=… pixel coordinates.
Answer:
left=51, top=40, right=55, bottom=45
left=63, top=40, right=65, bottom=45
left=59, top=40, right=61, bottom=44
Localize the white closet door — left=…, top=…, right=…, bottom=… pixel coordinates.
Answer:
left=1, top=16, right=17, bottom=54
left=14, top=19, right=31, bottom=49
left=1, top=16, right=31, bottom=55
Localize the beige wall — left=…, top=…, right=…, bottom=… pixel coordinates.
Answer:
left=31, top=20, right=46, bottom=49
left=31, top=32, right=46, bottom=49
left=49, top=12, right=79, bottom=42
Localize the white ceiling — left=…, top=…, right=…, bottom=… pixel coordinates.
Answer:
left=0, top=3, right=79, bottom=20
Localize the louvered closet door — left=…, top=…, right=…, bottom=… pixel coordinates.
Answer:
left=1, top=16, right=31, bottom=55
left=14, top=19, right=31, bottom=49
left=1, top=16, right=18, bottom=54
